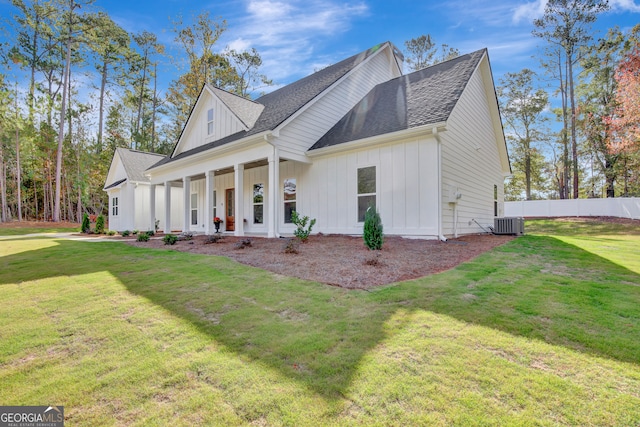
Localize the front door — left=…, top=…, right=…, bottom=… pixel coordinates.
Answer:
left=226, top=188, right=235, bottom=231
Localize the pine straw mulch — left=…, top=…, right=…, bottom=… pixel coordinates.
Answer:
left=124, top=233, right=514, bottom=289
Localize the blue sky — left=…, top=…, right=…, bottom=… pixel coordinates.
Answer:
left=2, top=0, right=640, bottom=93
left=98, top=0, right=640, bottom=89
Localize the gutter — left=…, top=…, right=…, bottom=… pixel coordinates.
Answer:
left=307, top=121, right=447, bottom=158
left=433, top=126, right=448, bottom=242
left=144, top=131, right=271, bottom=180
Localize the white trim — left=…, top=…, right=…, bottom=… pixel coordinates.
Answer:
left=147, top=132, right=270, bottom=177
left=307, top=122, right=448, bottom=158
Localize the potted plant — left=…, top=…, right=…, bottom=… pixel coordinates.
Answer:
left=213, top=216, right=223, bottom=233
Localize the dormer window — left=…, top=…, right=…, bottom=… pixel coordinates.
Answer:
left=207, top=108, right=214, bottom=135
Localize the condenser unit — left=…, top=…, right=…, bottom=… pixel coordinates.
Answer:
left=493, top=217, right=525, bottom=235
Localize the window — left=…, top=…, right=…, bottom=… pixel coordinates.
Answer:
left=494, top=184, right=498, bottom=217
left=207, top=108, right=214, bottom=135
left=357, top=166, right=376, bottom=222
left=191, top=193, right=198, bottom=225
left=253, top=183, right=264, bottom=224
left=283, top=178, right=296, bottom=223
left=112, top=197, right=118, bottom=216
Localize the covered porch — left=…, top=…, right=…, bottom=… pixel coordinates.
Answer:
left=147, top=144, right=308, bottom=238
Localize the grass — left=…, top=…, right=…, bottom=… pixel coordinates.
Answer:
left=0, top=221, right=80, bottom=236
left=0, top=218, right=639, bottom=426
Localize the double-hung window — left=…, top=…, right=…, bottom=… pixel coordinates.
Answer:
left=357, top=166, right=376, bottom=222
left=112, top=197, right=118, bottom=216
left=253, top=183, right=264, bottom=224
left=191, top=193, right=198, bottom=225
left=283, top=178, right=296, bottom=223
left=207, top=108, right=214, bottom=135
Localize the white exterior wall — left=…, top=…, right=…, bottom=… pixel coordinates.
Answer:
left=304, top=136, right=440, bottom=236
left=108, top=184, right=183, bottom=232
left=277, top=48, right=401, bottom=155
left=175, top=91, right=246, bottom=155
left=440, top=68, right=506, bottom=236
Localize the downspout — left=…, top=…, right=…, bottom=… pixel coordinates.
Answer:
left=433, top=127, right=447, bottom=242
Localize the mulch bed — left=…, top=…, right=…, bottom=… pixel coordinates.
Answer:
left=124, top=233, right=514, bottom=288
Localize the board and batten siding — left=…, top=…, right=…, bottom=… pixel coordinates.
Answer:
left=303, top=135, right=440, bottom=236
left=440, top=66, right=505, bottom=236
left=174, top=91, right=246, bottom=156
left=276, top=48, right=401, bottom=155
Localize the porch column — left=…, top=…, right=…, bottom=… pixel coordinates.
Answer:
left=183, top=176, right=191, bottom=233
left=267, top=147, right=280, bottom=238
left=164, top=181, right=171, bottom=234
left=204, top=171, right=215, bottom=235
left=149, top=184, right=156, bottom=232
left=234, top=163, right=244, bottom=236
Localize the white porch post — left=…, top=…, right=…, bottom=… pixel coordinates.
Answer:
left=164, top=181, right=171, bottom=234
left=183, top=176, right=191, bottom=233
left=205, top=171, right=215, bottom=235
left=268, top=147, right=280, bottom=238
left=149, top=184, right=156, bottom=232
left=234, top=164, right=244, bottom=236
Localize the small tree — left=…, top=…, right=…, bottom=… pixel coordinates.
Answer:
left=291, top=211, right=316, bottom=242
left=363, top=206, right=383, bottom=250
left=95, top=215, right=105, bottom=234
left=81, top=213, right=90, bottom=233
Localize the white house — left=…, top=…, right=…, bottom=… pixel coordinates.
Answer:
left=104, top=42, right=510, bottom=238
left=103, top=148, right=183, bottom=232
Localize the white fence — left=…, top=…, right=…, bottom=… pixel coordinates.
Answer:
left=504, top=198, right=640, bottom=220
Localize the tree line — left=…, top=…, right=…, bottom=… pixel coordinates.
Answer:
left=0, top=0, right=270, bottom=223
left=496, top=0, right=639, bottom=200
left=1, top=0, right=639, bottom=224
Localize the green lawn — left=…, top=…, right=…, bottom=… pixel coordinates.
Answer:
left=0, top=222, right=80, bottom=236
left=1, top=219, right=639, bottom=426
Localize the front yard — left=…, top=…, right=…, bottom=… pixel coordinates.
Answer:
left=0, top=218, right=639, bottom=426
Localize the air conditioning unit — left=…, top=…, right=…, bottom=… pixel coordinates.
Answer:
left=493, top=217, right=525, bottom=235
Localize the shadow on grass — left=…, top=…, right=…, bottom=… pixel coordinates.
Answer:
left=1, top=235, right=639, bottom=399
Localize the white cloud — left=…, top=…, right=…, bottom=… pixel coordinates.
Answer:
left=223, top=0, right=369, bottom=83
left=512, top=0, right=547, bottom=24
left=610, top=0, right=640, bottom=12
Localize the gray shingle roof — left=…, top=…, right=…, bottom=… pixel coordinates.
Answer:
left=105, top=148, right=166, bottom=188
left=150, top=43, right=391, bottom=170
left=310, top=49, right=486, bottom=150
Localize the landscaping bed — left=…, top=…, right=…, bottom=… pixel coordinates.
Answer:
left=126, top=233, right=514, bottom=288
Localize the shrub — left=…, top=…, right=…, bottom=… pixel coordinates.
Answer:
left=163, top=234, right=178, bottom=245
left=205, top=234, right=224, bottom=244
left=234, top=239, right=252, bottom=250
left=136, top=232, right=149, bottom=242
left=363, top=206, right=384, bottom=250
left=146, top=230, right=155, bottom=237
left=121, top=230, right=131, bottom=237
left=154, top=219, right=160, bottom=232
left=178, top=232, right=193, bottom=241
left=132, top=230, right=139, bottom=235
left=283, top=237, right=300, bottom=254
left=291, top=211, right=316, bottom=242
left=107, top=230, right=116, bottom=236
left=95, top=215, right=105, bottom=234
left=81, top=213, right=90, bottom=233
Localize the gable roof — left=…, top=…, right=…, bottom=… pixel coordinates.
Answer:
left=310, top=49, right=486, bottom=150
left=207, top=84, right=264, bottom=129
left=104, top=148, right=166, bottom=189
left=150, top=42, right=395, bottom=170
